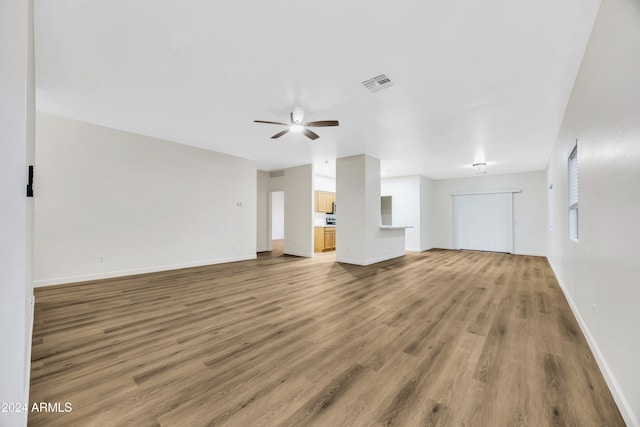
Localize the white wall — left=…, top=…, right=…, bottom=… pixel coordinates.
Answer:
left=336, top=156, right=366, bottom=262
left=256, top=170, right=313, bottom=254
left=283, top=165, right=314, bottom=257
left=420, top=175, right=435, bottom=251
left=380, top=175, right=436, bottom=252
left=256, top=170, right=269, bottom=252
left=382, top=176, right=433, bottom=251
left=0, top=0, right=34, bottom=425
left=271, top=191, right=284, bottom=240
left=34, top=113, right=257, bottom=286
left=547, top=0, right=640, bottom=424
left=336, top=155, right=405, bottom=265
left=314, top=174, right=336, bottom=192
left=432, top=171, right=547, bottom=256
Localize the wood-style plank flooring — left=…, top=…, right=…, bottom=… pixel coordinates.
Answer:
left=29, top=249, right=625, bottom=426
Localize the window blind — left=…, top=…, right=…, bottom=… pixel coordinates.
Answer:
left=453, top=192, right=514, bottom=253
left=568, top=146, right=578, bottom=208
left=568, top=144, right=579, bottom=240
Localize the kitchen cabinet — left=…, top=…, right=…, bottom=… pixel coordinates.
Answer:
left=325, top=228, right=335, bottom=250
left=314, top=191, right=336, bottom=213
left=314, top=227, right=336, bottom=252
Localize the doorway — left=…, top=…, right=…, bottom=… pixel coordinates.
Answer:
left=453, top=192, right=513, bottom=253
left=271, top=191, right=284, bottom=255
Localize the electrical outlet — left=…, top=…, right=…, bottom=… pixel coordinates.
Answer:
left=592, top=304, right=597, bottom=318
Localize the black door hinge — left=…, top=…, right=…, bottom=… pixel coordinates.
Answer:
left=27, top=165, right=34, bottom=197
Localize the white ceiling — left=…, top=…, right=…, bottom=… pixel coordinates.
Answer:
left=34, top=0, right=600, bottom=179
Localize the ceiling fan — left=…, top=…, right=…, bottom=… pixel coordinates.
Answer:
left=254, top=107, right=339, bottom=140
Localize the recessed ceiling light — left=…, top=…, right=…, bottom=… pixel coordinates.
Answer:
left=472, top=162, right=487, bottom=174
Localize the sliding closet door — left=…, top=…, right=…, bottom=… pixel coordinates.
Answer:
left=453, top=192, right=513, bottom=253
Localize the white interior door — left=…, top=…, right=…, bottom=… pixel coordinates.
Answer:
left=453, top=192, right=513, bottom=253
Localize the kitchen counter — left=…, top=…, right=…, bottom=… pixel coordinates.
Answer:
left=379, top=225, right=413, bottom=230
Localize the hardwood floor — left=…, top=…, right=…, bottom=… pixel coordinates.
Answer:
left=271, top=239, right=284, bottom=255
left=28, top=249, right=624, bottom=426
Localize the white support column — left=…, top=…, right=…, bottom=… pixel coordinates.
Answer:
left=283, top=164, right=314, bottom=257
left=336, top=154, right=405, bottom=265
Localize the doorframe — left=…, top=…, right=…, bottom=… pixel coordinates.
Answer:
left=451, top=189, right=520, bottom=253
left=268, top=190, right=285, bottom=252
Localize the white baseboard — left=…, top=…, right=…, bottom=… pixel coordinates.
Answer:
left=336, top=252, right=405, bottom=266
left=283, top=250, right=312, bottom=258
left=335, top=256, right=365, bottom=265
left=406, top=246, right=434, bottom=253
left=33, top=255, right=257, bottom=287
left=438, top=245, right=547, bottom=257
left=24, top=293, right=34, bottom=409
left=514, top=251, right=547, bottom=257
left=547, top=258, right=639, bottom=427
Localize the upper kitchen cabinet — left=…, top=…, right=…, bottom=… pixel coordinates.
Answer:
left=314, top=191, right=335, bottom=213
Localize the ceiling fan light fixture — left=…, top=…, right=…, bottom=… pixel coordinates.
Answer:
left=292, top=106, right=305, bottom=124
left=255, top=108, right=338, bottom=140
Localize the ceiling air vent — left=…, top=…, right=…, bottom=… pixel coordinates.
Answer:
left=269, top=170, right=285, bottom=178
left=361, top=74, right=394, bottom=93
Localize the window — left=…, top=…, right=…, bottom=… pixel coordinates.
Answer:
left=548, top=184, right=554, bottom=231
left=568, top=144, right=578, bottom=240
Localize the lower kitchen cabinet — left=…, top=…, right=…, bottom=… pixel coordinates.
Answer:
left=314, top=227, right=336, bottom=252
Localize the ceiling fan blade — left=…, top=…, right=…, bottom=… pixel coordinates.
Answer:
left=271, top=129, right=290, bottom=139
left=303, top=120, right=339, bottom=127
left=302, top=128, right=320, bottom=140
left=254, top=120, right=289, bottom=126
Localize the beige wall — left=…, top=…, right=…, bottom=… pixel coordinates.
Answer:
left=546, top=0, right=640, bottom=424
left=256, top=170, right=270, bottom=252
left=35, top=113, right=257, bottom=286
left=336, top=155, right=405, bottom=265
left=283, top=165, right=314, bottom=257
left=432, top=171, right=547, bottom=256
